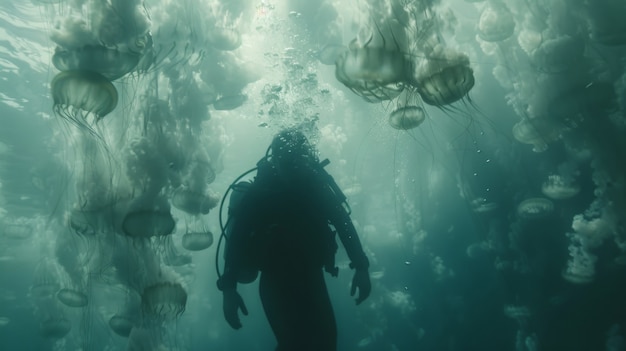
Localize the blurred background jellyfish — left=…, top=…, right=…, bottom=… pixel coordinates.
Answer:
left=516, top=197, right=554, bottom=219
left=477, top=1, right=515, bottom=43
left=56, top=288, right=88, bottom=308
left=109, top=314, right=134, bottom=338
left=51, top=70, right=118, bottom=136
left=541, top=175, right=580, bottom=200
left=181, top=229, right=213, bottom=251
left=140, top=282, right=187, bottom=322
left=512, top=118, right=565, bottom=153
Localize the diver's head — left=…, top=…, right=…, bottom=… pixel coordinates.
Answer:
left=269, top=128, right=318, bottom=176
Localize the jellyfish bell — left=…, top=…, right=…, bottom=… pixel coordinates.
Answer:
left=119, top=195, right=176, bottom=238
left=56, top=288, right=88, bottom=308
left=52, top=45, right=140, bottom=81
left=516, top=197, right=554, bottom=219
left=141, top=282, right=187, bottom=321
left=182, top=230, right=213, bottom=251
left=40, top=317, right=71, bottom=339
left=51, top=70, right=118, bottom=135
left=335, top=47, right=409, bottom=102
left=388, top=105, right=426, bottom=130
left=512, top=118, right=564, bottom=153
left=171, top=186, right=219, bottom=215
left=477, top=2, right=515, bottom=43
left=541, top=175, right=580, bottom=200
left=109, top=315, right=134, bottom=337
left=412, top=52, right=475, bottom=107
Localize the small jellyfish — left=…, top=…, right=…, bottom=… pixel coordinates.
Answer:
left=141, top=282, right=187, bottom=321
left=512, top=118, right=563, bottom=153
left=51, top=70, right=118, bottom=136
left=388, top=105, right=426, bottom=130
left=477, top=2, right=516, bottom=43
left=541, top=175, right=580, bottom=200
left=171, top=186, right=219, bottom=215
left=182, top=230, right=214, bottom=251
left=56, top=288, right=88, bottom=308
left=414, top=60, right=475, bottom=106
left=40, top=317, right=71, bottom=339
left=109, top=315, right=134, bottom=337
left=516, top=197, right=554, bottom=219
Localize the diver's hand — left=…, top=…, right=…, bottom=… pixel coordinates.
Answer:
left=350, top=268, right=371, bottom=305
left=223, top=289, right=248, bottom=329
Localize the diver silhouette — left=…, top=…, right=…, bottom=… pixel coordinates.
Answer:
left=217, top=128, right=371, bottom=351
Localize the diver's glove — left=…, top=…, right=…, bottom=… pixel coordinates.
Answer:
left=222, top=289, right=248, bottom=330
left=350, top=268, right=371, bottom=305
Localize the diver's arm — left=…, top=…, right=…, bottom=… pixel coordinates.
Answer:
left=329, top=201, right=369, bottom=271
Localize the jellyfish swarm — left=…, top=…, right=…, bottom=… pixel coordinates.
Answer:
left=182, top=230, right=213, bottom=251
left=388, top=105, right=426, bottom=130
left=141, top=282, right=187, bottom=321
left=51, top=70, right=118, bottom=136
left=516, top=197, right=554, bottom=219
left=52, top=45, right=140, bottom=81
left=56, top=288, right=88, bottom=308
left=334, top=39, right=411, bottom=102
left=412, top=52, right=475, bottom=107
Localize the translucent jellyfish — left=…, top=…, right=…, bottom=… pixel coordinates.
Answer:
left=40, top=317, right=71, bottom=339
left=162, top=236, right=192, bottom=267
left=470, top=197, right=498, bottom=213
left=562, top=242, right=596, bottom=284
left=413, top=54, right=475, bottom=107
left=141, top=282, right=187, bottom=320
left=541, top=175, right=580, bottom=200
left=208, top=26, right=242, bottom=51
left=2, top=221, right=32, bottom=240
left=122, top=209, right=176, bottom=238
left=30, top=259, right=60, bottom=300
left=503, top=305, right=531, bottom=324
left=213, top=94, right=247, bottom=110
left=335, top=46, right=409, bottom=102
left=51, top=70, right=118, bottom=134
left=109, top=315, right=134, bottom=337
left=56, top=288, right=88, bottom=308
left=516, top=197, right=554, bottom=219
left=512, top=118, right=563, bottom=152
left=477, top=2, right=515, bottom=42
left=182, top=230, right=213, bottom=251
left=52, top=45, right=140, bottom=81
left=171, top=187, right=219, bottom=215
left=388, top=105, right=426, bottom=130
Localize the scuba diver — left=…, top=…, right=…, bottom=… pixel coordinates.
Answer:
left=216, top=128, right=371, bottom=351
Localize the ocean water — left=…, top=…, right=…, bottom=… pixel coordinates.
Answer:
left=0, top=0, right=625, bottom=350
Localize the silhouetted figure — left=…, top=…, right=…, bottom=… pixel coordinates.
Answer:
left=217, top=128, right=371, bottom=351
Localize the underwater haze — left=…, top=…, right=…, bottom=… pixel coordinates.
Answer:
left=1, top=0, right=626, bottom=350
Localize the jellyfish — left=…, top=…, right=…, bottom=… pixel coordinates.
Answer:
left=512, top=118, right=563, bottom=152
left=335, top=46, right=409, bottom=102
left=541, top=175, right=580, bottom=200
left=30, top=259, right=60, bottom=300
left=52, top=45, right=140, bottom=81
left=516, top=197, right=554, bottom=219
left=40, top=317, right=71, bottom=339
left=182, top=230, right=213, bottom=251
left=56, top=288, right=88, bottom=308
left=51, top=70, right=118, bottom=135
left=109, top=315, right=134, bottom=337
left=213, top=94, right=248, bottom=110
left=171, top=186, right=219, bottom=215
left=388, top=105, right=426, bottom=130
left=162, top=236, right=192, bottom=267
left=318, top=44, right=347, bottom=65
left=413, top=58, right=475, bottom=107
left=477, top=2, right=515, bottom=43
left=141, top=282, right=187, bottom=321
